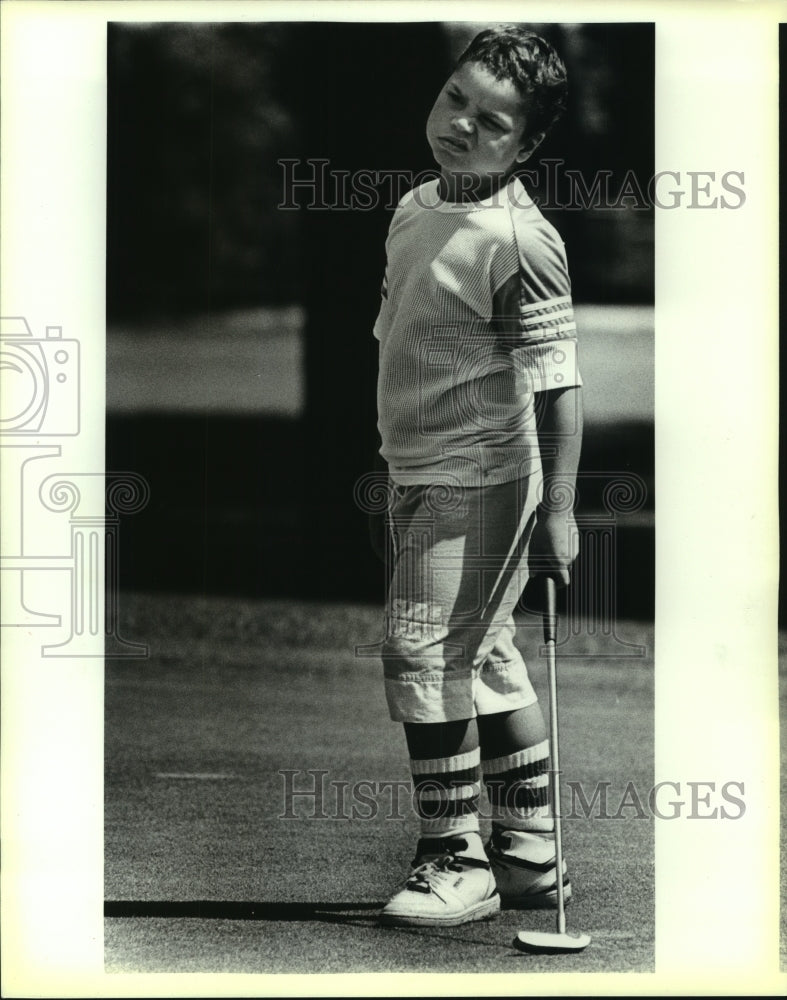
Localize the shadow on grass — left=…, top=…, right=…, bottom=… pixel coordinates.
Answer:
left=104, top=899, right=523, bottom=951
left=105, top=900, right=384, bottom=922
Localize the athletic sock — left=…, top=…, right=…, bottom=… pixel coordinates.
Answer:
left=410, top=748, right=482, bottom=840
left=482, top=740, right=554, bottom=833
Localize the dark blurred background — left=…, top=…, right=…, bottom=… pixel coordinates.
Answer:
left=106, top=21, right=655, bottom=618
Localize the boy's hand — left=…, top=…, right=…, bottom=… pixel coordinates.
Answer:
left=528, top=509, right=578, bottom=587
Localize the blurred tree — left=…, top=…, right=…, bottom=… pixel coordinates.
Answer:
left=107, top=20, right=655, bottom=611
left=281, top=22, right=453, bottom=596
left=107, top=21, right=653, bottom=322
left=107, top=22, right=300, bottom=319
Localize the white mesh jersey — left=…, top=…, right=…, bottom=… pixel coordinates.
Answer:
left=374, top=176, right=582, bottom=488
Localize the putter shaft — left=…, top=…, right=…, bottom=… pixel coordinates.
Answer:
left=546, top=638, right=566, bottom=933
left=543, top=577, right=566, bottom=936
left=512, top=577, right=590, bottom=954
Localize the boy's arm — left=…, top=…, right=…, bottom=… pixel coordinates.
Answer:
left=530, top=385, right=583, bottom=586
left=490, top=222, right=583, bottom=587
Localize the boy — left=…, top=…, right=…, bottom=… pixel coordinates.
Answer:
left=371, top=26, right=582, bottom=927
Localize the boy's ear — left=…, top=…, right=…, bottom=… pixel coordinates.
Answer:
left=516, top=131, right=545, bottom=164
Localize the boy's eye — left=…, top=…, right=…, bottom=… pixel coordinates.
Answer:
left=446, top=89, right=462, bottom=104
left=480, top=116, right=504, bottom=133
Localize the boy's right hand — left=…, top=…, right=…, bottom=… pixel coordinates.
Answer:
left=528, top=509, right=579, bottom=587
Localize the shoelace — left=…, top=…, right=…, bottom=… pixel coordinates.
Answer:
left=405, top=852, right=490, bottom=893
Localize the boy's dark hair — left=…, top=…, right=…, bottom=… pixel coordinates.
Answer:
left=456, top=26, right=568, bottom=140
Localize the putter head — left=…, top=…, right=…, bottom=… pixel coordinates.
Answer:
left=513, top=929, right=591, bottom=954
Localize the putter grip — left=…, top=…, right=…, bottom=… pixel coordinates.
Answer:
left=542, top=576, right=558, bottom=644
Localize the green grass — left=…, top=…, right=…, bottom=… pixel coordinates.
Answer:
left=105, top=591, right=655, bottom=974
left=106, top=303, right=653, bottom=425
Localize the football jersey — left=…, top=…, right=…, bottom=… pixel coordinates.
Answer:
left=374, top=176, right=581, bottom=487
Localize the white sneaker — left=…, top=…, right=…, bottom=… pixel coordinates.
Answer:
left=486, top=827, right=572, bottom=909
left=379, top=834, right=501, bottom=928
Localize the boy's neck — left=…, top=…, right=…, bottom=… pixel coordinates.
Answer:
left=438, top=169, right=513, bottom=204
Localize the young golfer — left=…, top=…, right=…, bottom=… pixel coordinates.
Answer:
left=371, top=26, right=583, bottom=927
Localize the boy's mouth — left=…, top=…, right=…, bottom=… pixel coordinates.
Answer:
left=437, top=135, right=470, bottom=153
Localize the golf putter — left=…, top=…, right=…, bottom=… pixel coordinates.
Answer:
left=513, top=575, right=591, bottom=955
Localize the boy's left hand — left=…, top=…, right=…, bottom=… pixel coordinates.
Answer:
left=528, top=509, right=579, bottom=587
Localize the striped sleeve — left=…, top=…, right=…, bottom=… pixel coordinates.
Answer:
left=492, top=222, right=582, bottom=391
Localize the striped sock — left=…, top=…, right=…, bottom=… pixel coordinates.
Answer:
left=482, top=741, right=554, bottom=833
left=410, top=748, right=482, bottom=838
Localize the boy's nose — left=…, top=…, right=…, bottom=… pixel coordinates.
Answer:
left=452, top=117, right=475, bottom=135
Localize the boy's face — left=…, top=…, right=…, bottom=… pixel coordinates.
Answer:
left=426, top=61, right=542, bottom=190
